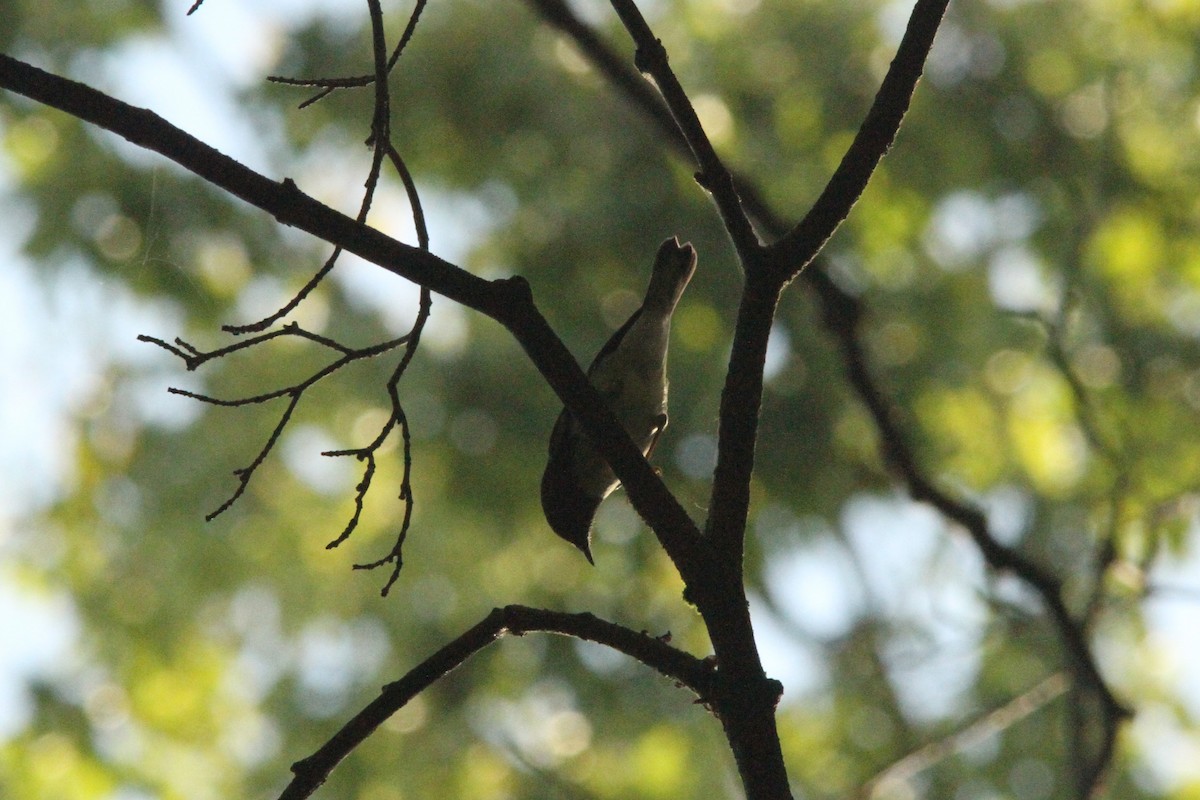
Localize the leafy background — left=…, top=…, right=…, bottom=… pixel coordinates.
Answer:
left=3, top=0, right=1200, bottom=798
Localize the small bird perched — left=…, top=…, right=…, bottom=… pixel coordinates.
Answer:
left=541, top=236, right=697, bottom=563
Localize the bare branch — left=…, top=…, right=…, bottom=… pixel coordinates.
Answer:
left=217, top=0, right=438, bottom=591
left=389, top=0, right=427, bottom=73
left=326, top=4, right=438, bottom=591
left=322, top=448, right=377, bottom=545
left=266, top=0, right=427, bottom=109
left=138, top=323, right=359, bottom=370
left=607, top=0, right=761, bottom=264
left=208, top=389, right=301, bottom=520
left=143, top=323, right=410, bottom=519
left=280, top=605, right=717, bottom=800
left=227, top=30, right=397, bottom=336
left=352, top=283, right=429, bottom=595
left=770, top=0, right=950, bottom=280
left=526, top=0, right=1130, bottom=787
left=223, top=249, right=341, bottom=335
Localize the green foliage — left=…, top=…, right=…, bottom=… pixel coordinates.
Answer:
left=3, top=0, right=1200, bottom=798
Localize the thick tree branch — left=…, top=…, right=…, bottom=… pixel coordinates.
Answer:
left=529, top=0, right=683, bottom=146
left=684, top=270, right=790, bottom=800
left=529, top=0, right=782, bottom=243
left=495, top=277, right=709, bottom=581
left=533, top=5, right=948, bottom=797
left=0, top=57, right=486, bottom=304
left=570, top=9, right=793, bottom=795
left=704, top=272, right=780, bottom=561
left=280, top=605, right=717, bottom=800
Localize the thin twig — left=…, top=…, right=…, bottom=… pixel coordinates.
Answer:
left=343, top=140, right=434, bottom=594
left=266, top=0, right=427, bottom=109
left=857, top=673, right=1069, bottom=799
left=223, top=251, right=341, bottom=335
left=138, top=323, right=355, bottom=369
left=324, top=3, right=436, bottom=591
left=145, top=330, right=408, bottom=406
left=181, top=0, right=437, bottom=578
left=217, top=0, right=405, bottom=338
left=225, top=113, right=388, bottom=334
left=230, top=0, right=420, bottom=347
left=207, top=390, right=301, bottom=520
left=144, top=329, right=410, bottom=519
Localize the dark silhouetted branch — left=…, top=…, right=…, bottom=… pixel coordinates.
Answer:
left=0, top=52, right=704, bottom=585
left=606, top=0, right=761, bottom=263
left=267, top=0, right=427, bottom=109
left=770, top=0, right=949, bottom=280
left=526, top=1, right=1130, bottom=792
left=140, top=326, right=410, bottom=520
left=280, top=605, right=717, bottom=800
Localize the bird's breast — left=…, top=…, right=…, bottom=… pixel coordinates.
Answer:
left=589, top=315, right=670, bottom=450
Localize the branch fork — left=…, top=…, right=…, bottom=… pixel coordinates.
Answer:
left=0, top=0, right=1133, bottom=795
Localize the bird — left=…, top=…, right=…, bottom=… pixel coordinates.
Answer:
left=541, top=236, right=697, bottom=563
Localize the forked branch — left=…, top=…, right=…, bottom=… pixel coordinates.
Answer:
left=0, top=51, right=703, bottom=587
left=139, top=327, right=411, bottom=521
left=535, top=0, right=1129, bottom=793
left=142, top=0, right=436, bottom=593
left=266, top=0, right=427, bottom=110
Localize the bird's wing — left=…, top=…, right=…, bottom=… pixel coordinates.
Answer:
left=587, top=306, right=643, bottom=374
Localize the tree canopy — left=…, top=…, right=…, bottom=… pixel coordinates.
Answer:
left=3, top=0, right=1200, bottom=798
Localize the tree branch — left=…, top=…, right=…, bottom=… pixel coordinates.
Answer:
left=526, top=1, right=1130, bottom=790
left=857, top=673, right=1069, bottom=799
left=266, top=0, right=427, bottom=109
left=280, top=605, right=717, bottom=800
left=139, top=325, right=412, bottom=522
left=0, top=53, right=705, bottom=585
left=769, top=0, right=950, bottom=280
left=350, top=142, right=434, bottom=594
left=528, top=0, right=781, bottom=243
left=541, top=10, right=792, bottom=794
left=223, top=0, right=403, bottom=336
left=606, top=0, right=761, bottom=263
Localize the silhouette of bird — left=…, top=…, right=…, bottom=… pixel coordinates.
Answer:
left=541, top=237, right=697, bottom=562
